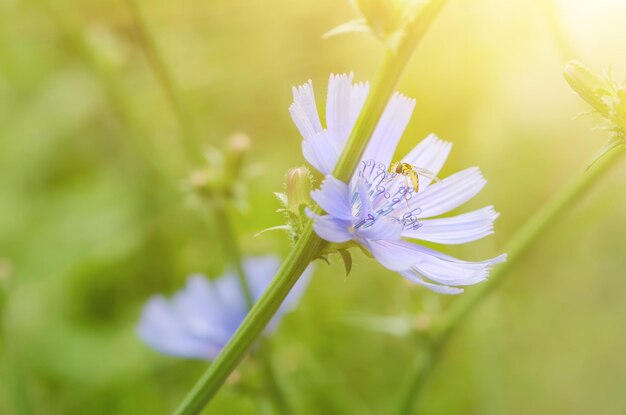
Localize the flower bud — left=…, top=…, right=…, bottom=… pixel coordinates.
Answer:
left=564, top=61, right=626, bottom=168
left=225, top=133, right=250, bottom=180
left=564, top=61, right=614, bottom=118
left=286, top=166, right=312, bottom=212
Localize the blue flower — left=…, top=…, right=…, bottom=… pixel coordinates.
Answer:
left=290, top=74, right=506, bottom=294
left=137, top=256, right=312, bottom=360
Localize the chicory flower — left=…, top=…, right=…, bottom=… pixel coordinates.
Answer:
left=290, top=74, right=506, bottom=294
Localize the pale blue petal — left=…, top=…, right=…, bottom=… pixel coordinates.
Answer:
left=411, top=243, right=507, bottom=267
left=405, top=167, right=487, bottom=218
left=243, top=256, right=281, bottom=301
left=302, top=131, right=340, bottom=175
left=402, top=206, right=499, bottom=244
left=365, top=239, right=425, bottom=271
left=289, top=80, right=323, bottom=141
left=358, top=217, right=403, bottom=241
left=361, top=93, right=416, bottom=168
left=408, top=244, right=506, bottom=287
left=137, top=256, right=312, bottom=360
left=211, top=273, right=248, bottom=335
left=401, top=134, right=452, bottom=188
left=137, top=296, right=222, bottom=360
left=365, top=238, right=506, bottom=278
left=311, top=176, right=354, bottom=220
left=308, top=209, right=353, bottom=243
left=242, top=255, right=313, bottom=332
left=326, top=73, right=369, bottom=148
left=398, top=271, right=464, bottom=295
left=172, top=276, right=234, bottom=343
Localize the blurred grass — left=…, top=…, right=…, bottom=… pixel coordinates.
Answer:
left=1, top=0, right=625, bottom=414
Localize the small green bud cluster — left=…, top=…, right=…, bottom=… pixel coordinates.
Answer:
left=186, top=133, right=253, bottom=206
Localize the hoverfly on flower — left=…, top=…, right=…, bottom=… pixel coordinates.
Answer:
left=388, top=161, right=440, bottom=194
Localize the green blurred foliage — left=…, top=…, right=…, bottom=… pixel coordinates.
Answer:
left=1, top=0, right=625, bottom=414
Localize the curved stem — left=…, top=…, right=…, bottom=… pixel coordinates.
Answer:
left=257, top=339, right=292, bottom=415
left=212, top=200, right=292, bottom=414
left=396, top=146, right=625, bottom=415
left=173, top=225, right=323, bottom=415
left=173, top=2, right=449, bottom=414
left=212, top=201, right=255, bottom=307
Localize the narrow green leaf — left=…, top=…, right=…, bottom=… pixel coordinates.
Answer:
left=587, top=135, right=625, bottom=170
left=253, top=225, right=292, bottom=238
left=322, top=18, right=371, bottom=39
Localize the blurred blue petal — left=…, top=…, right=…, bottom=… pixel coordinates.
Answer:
left=137, top=256, right=313, bottom=360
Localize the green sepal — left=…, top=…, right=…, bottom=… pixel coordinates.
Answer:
left=338, top=249, right=353, bottom=276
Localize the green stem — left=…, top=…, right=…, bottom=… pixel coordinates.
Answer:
left=212, top=201, right=255, bottom=307
left=173, top=225, right=323, bottom=415
left=395, top=340, right=438, bottom=415
left=396, top=146, right=625, bottom=415
left=256, top=339, right=292, bottom=415
left=332, top=0, right=449, bottom=181
left=126, top=0, right=199, bottom=164
left=212, top=200, right=292, bottom=414
left=173, top=2, right=449, bottom=413
left=1, top=276, right=32, bottom=415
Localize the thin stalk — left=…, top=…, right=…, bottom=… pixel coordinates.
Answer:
left=212, top=201, right=254, bottom=307
left=212, top=200, right=292, bottom=415
left=173, top=2, right=449, bottom=414
left=395, top=341, right=438, bottom=415
left=35, top=0, right=183, bottom=182
left=396, top=146, right=625, bottom=415
left=1, top=273, right=32, bottom=415
left=126, top=0, right=199, bottom=164
left=256, top=339, right=292, bottom=415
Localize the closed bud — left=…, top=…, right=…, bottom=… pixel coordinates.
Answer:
left=564, top=61, right=614, bottom=118
left=286, top=166, right=312, bottom=212
left=225, top=133, right=250, bottom=180
left=565, top=61, right=626, bottom=168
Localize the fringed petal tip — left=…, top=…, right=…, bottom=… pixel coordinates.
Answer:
left=402, top=205, right=501, bottom=245
left=399, top=271, right=465, bottom=295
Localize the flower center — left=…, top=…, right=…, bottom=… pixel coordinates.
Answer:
left=353, top=160, right=423, bottom=232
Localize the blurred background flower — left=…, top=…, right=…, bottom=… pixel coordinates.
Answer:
left=137, top=256, right=311, bottom=360
left=1, top=0, right=625, bottom=414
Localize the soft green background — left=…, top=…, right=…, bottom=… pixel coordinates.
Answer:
left=1, top=0, right=625, bottom=414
